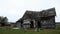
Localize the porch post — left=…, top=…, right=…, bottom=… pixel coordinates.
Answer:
left=33, top=20, right=35, bottom=28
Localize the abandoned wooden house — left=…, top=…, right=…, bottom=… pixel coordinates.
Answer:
left=16, top=8, right=56, bottom=29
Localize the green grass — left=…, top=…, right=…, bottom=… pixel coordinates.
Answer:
left=0, top=24, right=60, bottom=34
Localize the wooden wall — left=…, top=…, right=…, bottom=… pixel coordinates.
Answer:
left=41, top=16, right=56, bottom=29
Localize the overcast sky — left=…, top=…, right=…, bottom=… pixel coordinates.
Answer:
left=0, top=0, right=60, bottom=22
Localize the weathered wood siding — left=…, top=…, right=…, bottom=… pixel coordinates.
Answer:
left=41, top=16, right=56, bottom=29
left=23, top=20, right=31, bottom=28
left=16, top=22, right=21, bottom=28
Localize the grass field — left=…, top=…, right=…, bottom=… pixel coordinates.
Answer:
left=0, top=24, right=60, bottom=34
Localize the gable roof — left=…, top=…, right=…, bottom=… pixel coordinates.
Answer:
left=22, top=8, right=56, bottom=20
left=22, top=11, right=39, bottom=19
left=39, top=8, right=56, bottom=17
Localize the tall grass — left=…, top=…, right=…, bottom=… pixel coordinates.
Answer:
left=0, top=24, right=60, bottom=34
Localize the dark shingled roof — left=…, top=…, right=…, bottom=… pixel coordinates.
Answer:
left=39, top=8, right=56, bottom=17
left=22, top=8, right=56, bottom=20
left=22, top=11, right=40, bottom=19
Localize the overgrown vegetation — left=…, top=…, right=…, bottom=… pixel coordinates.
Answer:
left=0, top=24, right=60, bottom=34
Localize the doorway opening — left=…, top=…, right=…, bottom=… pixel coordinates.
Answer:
left=30, top=21, right=34, bottom=28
